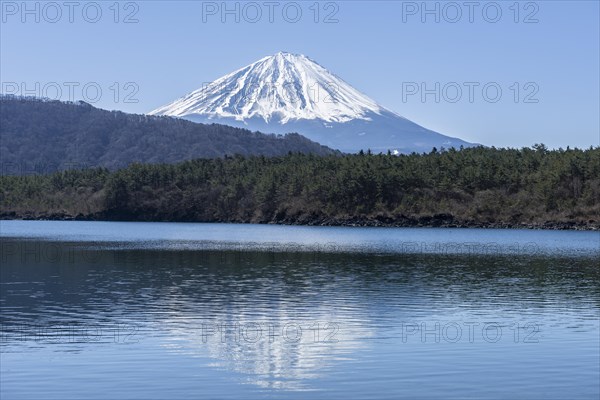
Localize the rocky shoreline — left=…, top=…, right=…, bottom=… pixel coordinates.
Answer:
left=1, top=211, right=597, bottom=231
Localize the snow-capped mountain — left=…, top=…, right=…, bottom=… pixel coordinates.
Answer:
left=149, top=52, right=475, bottom=153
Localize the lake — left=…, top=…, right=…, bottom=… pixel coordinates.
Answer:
left=1, top=221, right=599, bottom=399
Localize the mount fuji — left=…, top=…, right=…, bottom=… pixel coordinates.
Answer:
left=149, top=52, right=475, bottom=153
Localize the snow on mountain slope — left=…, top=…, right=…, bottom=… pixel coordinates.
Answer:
left=149, top=52, right=475, bottom=153
left=150, top=52, right=387, bottom=123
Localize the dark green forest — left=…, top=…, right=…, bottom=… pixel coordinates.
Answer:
left=0, top=96, right=334, bottom=174
left=1, top=145, right=598, bottom=229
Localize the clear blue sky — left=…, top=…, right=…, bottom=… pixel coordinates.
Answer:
left=1, top=0, right=598, bottom=148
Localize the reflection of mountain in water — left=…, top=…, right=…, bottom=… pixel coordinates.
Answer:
left=161, top=310, right=373, bottom=390
left=138, top=251, right=378, bottom=390
left=2, top=243, right=599, bottom=390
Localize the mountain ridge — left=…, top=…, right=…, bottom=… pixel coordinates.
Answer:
left=0, top=95, right=337, bottom=175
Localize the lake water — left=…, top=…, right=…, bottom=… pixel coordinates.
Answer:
left=1, top=221, right=599, bottom=399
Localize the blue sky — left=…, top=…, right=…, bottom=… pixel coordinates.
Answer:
left=1, top=0, right=598, bottom=148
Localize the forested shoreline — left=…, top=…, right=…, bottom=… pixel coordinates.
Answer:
left=1, top=146, right=599, bottom=230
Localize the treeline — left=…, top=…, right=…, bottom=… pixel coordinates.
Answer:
left=1, top=145, right=599, bottom=229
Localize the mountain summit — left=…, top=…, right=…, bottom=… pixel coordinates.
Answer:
left=149, top=52, right=475, bottom=153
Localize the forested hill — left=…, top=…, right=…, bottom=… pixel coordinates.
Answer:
left=1, top=146, right=598, bottom=229
left=0, top=96, right=336, bottom=174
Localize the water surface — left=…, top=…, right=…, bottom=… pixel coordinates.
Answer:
left=1, top=221, right=599, bottom=399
